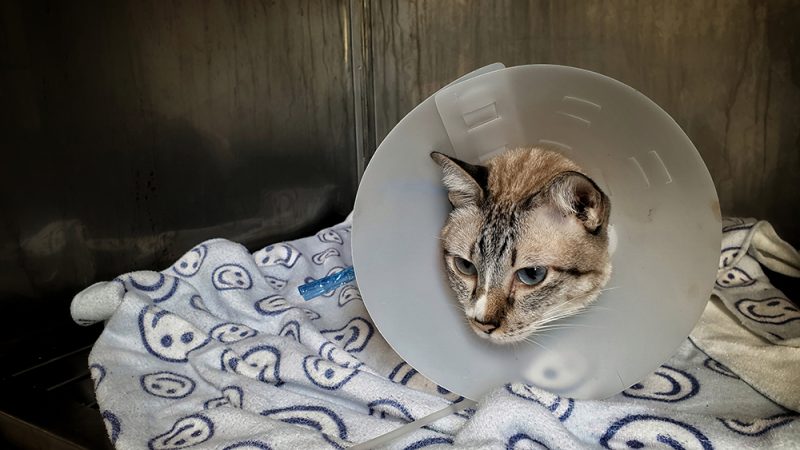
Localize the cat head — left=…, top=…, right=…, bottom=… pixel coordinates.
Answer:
left=431, top=147, right=612, bottom=344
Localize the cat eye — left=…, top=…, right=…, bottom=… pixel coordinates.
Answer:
left=454, top=257, right=477, bottom=276
left=516, top=267, right=547, bottom=286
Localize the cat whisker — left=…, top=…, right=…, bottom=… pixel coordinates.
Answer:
left=601, top=285, right=621, bottom=292
left=521, top=336, right=554, bottom=353
left=578, top=303, right=614, bottom=314
left=550, top=292, right=598, bottom=310
left=536, top=286, right=621, bottom=322
left=567, top=285, right=621, bottom=303
left=534, top=313, right=590, bottom=330
left=576, top=297, right=618, bottom=313
left=540, top=305, right=596, bottom=324
left=533, top=324, right=605, bottom=333
left=581, top=304, right=613, bottom=312
left=538, top=305, right=588, bottom=323
left=533, top=322, right=597, bottom=330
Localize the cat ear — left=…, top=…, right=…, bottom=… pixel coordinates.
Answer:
left=430, top=152, right=488, bottom=207
left=548, top=171, right=610, bottom=234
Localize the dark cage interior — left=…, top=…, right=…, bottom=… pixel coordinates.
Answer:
left=0, top=1, right=798, bottom=448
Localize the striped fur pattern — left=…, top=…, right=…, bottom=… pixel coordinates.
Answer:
left=431, top=147, right=611, bottom=344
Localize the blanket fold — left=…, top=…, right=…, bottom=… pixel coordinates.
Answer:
left=689, top=217, right=800, bottom=413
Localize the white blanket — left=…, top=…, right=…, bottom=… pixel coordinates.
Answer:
left=691, top=217, right=800, bottom=412
left=71, top=217, right=799, bottom=449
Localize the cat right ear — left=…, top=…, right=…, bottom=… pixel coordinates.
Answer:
left=547, top=171, right=610, bottom=235
left=430, top=151, right=488, bottom=207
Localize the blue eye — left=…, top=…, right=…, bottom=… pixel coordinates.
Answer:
left=454, top=257, right=477, bottom=276
left=516, top=267, right=547, bottom=285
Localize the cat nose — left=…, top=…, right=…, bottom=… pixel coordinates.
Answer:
left=472, top=318, right=499, bottom=334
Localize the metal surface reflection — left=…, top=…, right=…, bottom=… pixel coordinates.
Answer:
left=0, top=3, right=356, bottom=445
left=0, top=1, right=356, bottom=302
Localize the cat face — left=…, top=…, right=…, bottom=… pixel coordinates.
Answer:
left=432, top=148, right=612, bottom=344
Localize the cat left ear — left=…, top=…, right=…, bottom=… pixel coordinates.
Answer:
left=430, top=152, right=488, bottom=207
left=548, top=171, right=610, bottom=234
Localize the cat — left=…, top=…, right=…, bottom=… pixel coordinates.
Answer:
left=431, top=147, right=612, bottom=344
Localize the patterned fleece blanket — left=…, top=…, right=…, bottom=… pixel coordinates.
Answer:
left=70, top=216, right=799, bottom=449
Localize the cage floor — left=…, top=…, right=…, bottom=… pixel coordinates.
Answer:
left=0, top=299, right=111, bottom=449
